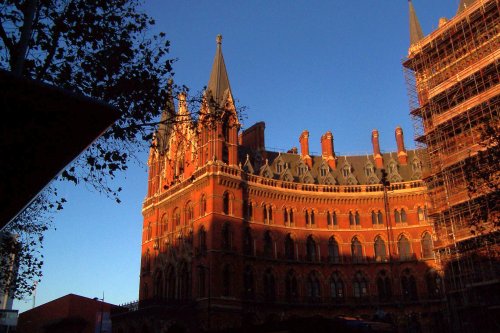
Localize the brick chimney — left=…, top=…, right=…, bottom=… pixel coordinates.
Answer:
left=395, top=126, right=408, bottom=165
left=299, top=130, right=312, bottom=168
left=320, top=131, right=336, bottom=169
left=371, top=129, right=383, bottom=169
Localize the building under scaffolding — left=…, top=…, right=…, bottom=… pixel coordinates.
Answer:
left=403, top=0, right=499, bottom=332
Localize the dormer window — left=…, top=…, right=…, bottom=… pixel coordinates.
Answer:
left=389, top=161, right=398, bottom=175
left=320, top=164, right=328, bottom=177
left=342, top=164, right=351, bottom=178
left=411, top=158, right=421, bottom=172
left=298, top=163, right=308, bottom=176
left=276, top=160, right=284, bottom=174
left=365, top=163, right=374, bottom=177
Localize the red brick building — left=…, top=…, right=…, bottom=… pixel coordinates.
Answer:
left=17, top=294, right=123, bottom=333
left=112, top=34, right=447, bottom=333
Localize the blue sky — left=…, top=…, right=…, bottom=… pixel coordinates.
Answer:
left=15, top=1, right=459, bottom=312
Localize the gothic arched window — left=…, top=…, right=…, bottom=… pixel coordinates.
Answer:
left=285, top=270, right=298, bottom=301
left=421, top=232, right=433, bottom=259
left=394, top=209, right=401, bottom=223
left=376, top=270, right=392, bottom=301
left=263, top=268, right=276, bottom=301
left=374, top=236, right=387, bottom=262
left=426, top=269, right=442, bottom=299
left=243, top=266, right=255, bottom=299
left=351, top=237, right=363, bottom=263
left=398, top=234, right=412, bottom=261
left=353, top=271, right=368, bottom=298
left=306, top=271, right=321, bottom=299
left=243, top=227, right=253, bottom=256
left=198, top=226, right=207, bottom=255
left=401, top=269, right=418, bottom=300
left=328, top=237, right=340, bottom=263
left=222, top=192, right=230, bottom=215
left=284, top=233, right=295, bottom=260
left=221, top=223, right=231, bottom=251
left=263, top=231, right=273, bottom=258
left=306, top=235, right=317, bottom=262
left=330, top=272, right=344, bottom=301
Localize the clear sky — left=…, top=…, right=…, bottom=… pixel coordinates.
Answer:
left=15, top=1, right=459, bottom=313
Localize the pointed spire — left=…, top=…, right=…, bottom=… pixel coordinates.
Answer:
left=408, top=0, right=424, bottom=45
left=457, top=0, right=476, bottom=14
left=207, top=34, right=232, bottom=105
left=157, top=78, right=175, bottom=154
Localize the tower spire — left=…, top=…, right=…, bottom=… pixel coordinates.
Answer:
left=207, top=34, right=232, bottom=105
left=156, top=78, right=175, bottom=154
left=408, top=0, right=424, bottom=45
left=457, top=0, right=476, bottom=14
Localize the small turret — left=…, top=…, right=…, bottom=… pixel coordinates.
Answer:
left=408, top=0, right=424, bottom=45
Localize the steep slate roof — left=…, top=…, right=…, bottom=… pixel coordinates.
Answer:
left=239, top=148, right=426, bottom=186
left=207, top=34, right=232, bottom=104
left=457, top=0, right=476, bottom=14
left=409, top=0, right=424, bottom=45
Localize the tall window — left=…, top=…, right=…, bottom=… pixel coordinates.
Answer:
left=376, top=270, right=392, bottom=301
left=327, top=211, right=332, bottom=226
left=353, top=271, right=368, bottom=298
left=173, top=208, right=180, bottom=227
left=185, top=202, right=194, bottom=224
left=198, top=226, right=207, bottom=255
left=200, top=195, right=207, bottom=216
left=247, top=201, right=253, bottom=220
left=401, top=269, right=418, bottom=301
left=306, top=235, right=317, bottom=262
left=283, top=208, right=288, bottom=224
left=198, top=267, right=206, bottom=297
left=284, top=233, right=295, bottom=260
left=289, top=209, right=294, bottom=223
left=285, top=270, right=298, bottom=301
left=223, top=192, right=230, bottom=215
left=332, top=211, right=338, bottom=226
left=421, top=232, right=433, bottom=259
left=417, top=206, right=425, bottom=222
left=401, top=208, right=407, bottom=222
left=374, top=236, right=387, bottom=262
left=243, top=266, right=255, bottom=299
left=144, top=249, right=150, bottom=271
left=328, top=237, right=340, bottom=263
left=394, top=209, right=401, bottom=223
left=147, top=222, right=152, bottom=240
left=371, top=211, right=377, bottom=225
left=306, top=271, right=321, bottom=300
left=263, top=268, right=276, bottom=302
left=355, top=211, right=360, bottom=225
left=351, top=237, right=363, bottom=263
left=310, top=210, right=315, bottom=226
left=221, top=223, right=231, bottom=251
left=263, top=231, right=273, bottom=258
left=398, top=235, right=412, bottom=261
left=243, top=227, right=253, bottom=256
left=330, top=272, right=344, bottom=301
left=349, top=211, right=355, bottom=226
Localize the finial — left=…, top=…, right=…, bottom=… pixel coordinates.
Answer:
left=216, top=34, right=222, bottom=45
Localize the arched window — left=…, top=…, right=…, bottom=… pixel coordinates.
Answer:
left=144, top=249, right=150, bottom=271
left=154, top=271, right=163, bottom=299
left=310, top=210, right=315, bottom=226
left=263, top=268, right=276, bottom=301
left=263, top=205, right=268, bottom=224
left=221, top=223, right=231, bottom=251
left=371, top=211, right=377, bottom=225
left=263, top=231, right=273, bottom=258
left=247, top=201, right=253, bottom=220
left=328, top=237, right=340, bottom=263
left=353, top=271, right=368, bottom=298
left=243, top=266, right=255, bottom=299
left=147, top=222, right=152, bottom=240
left=161, top=215, right=168, bottom=235
left=243, top=227, right=253, bottom=256
left=173, top=208, right=180, bottom=227
left=198, top=226, right=207, bottom=255
left=283, top=208, right=288, bottom=224
left=306, top=235, right=317, bottom=262
left=185, top=201, right=194, bottom=224
left=284, top=233, right=295, bottom=260
left=306, top=271, right=321, bottom=300
left=355, top=211, right=360, bottom=225
left=222, top=265, right=231, bottom=296
left=268, top=205, right=273, bottom=223
left=289, top=209, right=294, bottom=223
left=376, top=270, right=392, bottom=301
left=305, top=210, right=309, bottom=225
left=426, top=269, right=442, bottom=299
left=417, top=206, right=425, bottom=222
left=401, top=208, right=407, bottom=222
left=398, top=235, right=412, bottom=261
left=351, top=237, right=363, bottom=263
left=394, top=209, right=401, bottom=223
left=374, top=236, right=387, bottom=262
left=285, top=270, right=298, bottom=301
left=222, top=192, right=230, bottom=215
left=378, top=211, right=383, bottom=225
left=178, top=263, right=189, bottom=300
left=327, top=211, right=332, bottom=226
left=421, top=232, right=433, bottom=259
left=200, top=195, right=207, bottom=216
left=330, top=272, right=344, bottom=301
left=349, top=211, right=355, bottom=226
left=401, top=269, right=418, bottom=300
left=332, top=211, right=338, bottom=226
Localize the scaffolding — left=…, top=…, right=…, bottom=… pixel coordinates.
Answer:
left=403, top=1, right=500, bottom=331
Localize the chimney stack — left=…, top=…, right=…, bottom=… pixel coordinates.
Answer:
left=395, top=126, right=408, bottom=165
left=371, top=129, right=383, bottom=169
left=299, top=130, right=312, bottom=169
left=320, top=131, right=336, bottom=169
